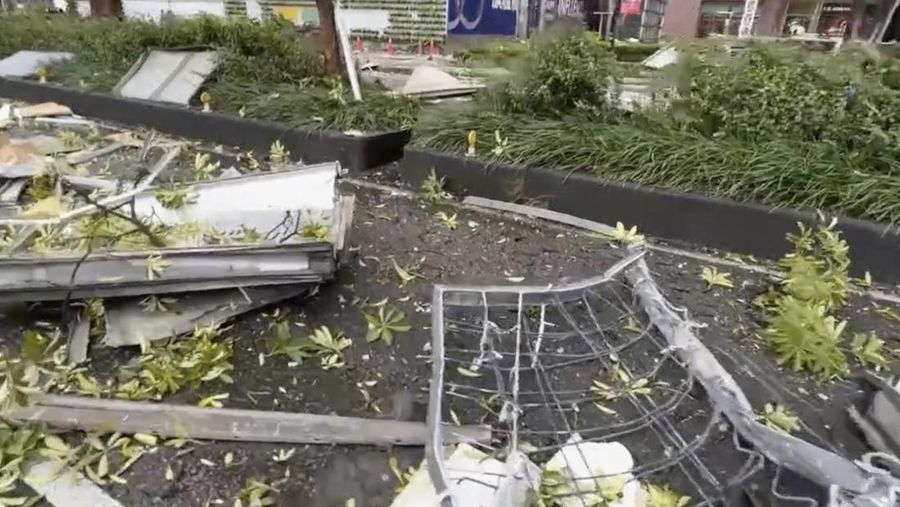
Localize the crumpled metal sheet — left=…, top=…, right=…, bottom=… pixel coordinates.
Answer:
left=102, top=285, right=307, bottom=347
left=0, top=51, right=73, bottom=77
left=114, top=50, right=218, bottom=105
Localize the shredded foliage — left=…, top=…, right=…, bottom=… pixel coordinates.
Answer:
left=758, top=402, right=801, bottom=434
left=700, top=266, right=733, bottom=290
left=421, top=169, right=453, bottom=203
left=364, top=304, right=411, bottom=345
left=645, top=483, right=691, bottom=507
left=115, top=325, right=234, bottom=401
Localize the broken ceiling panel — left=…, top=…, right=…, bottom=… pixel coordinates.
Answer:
left=0, top=50, right=73, bottom=77
left=102, top=285, right=307, bottom=347
left=131, top=161, right=341, bottom=241
left=114, top=50, right=219, bottom=105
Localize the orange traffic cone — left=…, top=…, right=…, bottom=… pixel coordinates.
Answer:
left=355, top=36, right=363, bottom=53
left=386, top=38, right=394, bottom=55
left=428, top=39, right=436, bottom=59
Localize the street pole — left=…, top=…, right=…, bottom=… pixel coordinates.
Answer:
left=738, top=0, right=758, bottom=37
left=517, top=0, right=530, bottom=39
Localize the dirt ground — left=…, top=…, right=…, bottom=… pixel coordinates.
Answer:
left=0, top=107, right=898, bottom=506
left=106, top=182, right=900, bottom=506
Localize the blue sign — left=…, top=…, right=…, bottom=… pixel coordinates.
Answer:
left=447, top=0, right=518, bottom=36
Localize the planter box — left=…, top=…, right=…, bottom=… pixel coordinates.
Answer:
left=0, top=77, right=410, bottom=171
left=398, top=148, right=900, bottom=283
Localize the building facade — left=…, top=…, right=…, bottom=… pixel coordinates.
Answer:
left=662, top=0, right=885, bottom=38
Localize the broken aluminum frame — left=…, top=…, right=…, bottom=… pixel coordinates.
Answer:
left=113, top=50, right=218, bottom=105
left=0, top=146, right=180, bottom=226
left=426, top=250, right=900, bottom=506
left=0, top=243, right=336, bottom=302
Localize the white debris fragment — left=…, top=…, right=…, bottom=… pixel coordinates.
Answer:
left=543, top=434, right=643, bottom=507
left=24, top=459, right=124, bottom=507
left=390, top=443, right=540, bottom=507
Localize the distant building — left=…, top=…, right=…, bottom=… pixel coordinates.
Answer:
left=662, top=0, right=885, bottom=38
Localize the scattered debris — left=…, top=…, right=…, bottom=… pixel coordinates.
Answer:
left=390, top=443, right=538, bottom=507
left=23, top=458, right=123, bottom=507
left=642, top=46, right=678, bottom=69
left=542, top=435, right=642, bottom=507
left=114, top=50, right=219, bottom=105
left=849, top=373, right=900, bottom=457
left=16, top=102, right=73, bottom=118
left=401, top=66, right=483, bottom=99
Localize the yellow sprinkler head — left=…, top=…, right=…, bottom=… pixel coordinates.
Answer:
left=35, top=67, right=48, bottom=83
left=466, top=130, right=477, bottom=156
left=200, top=91, right=212, bottom=112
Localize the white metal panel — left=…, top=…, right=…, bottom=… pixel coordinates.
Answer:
left=116, top=50, right=218, bottom=105
left=0, top=51, right=73, bottom=77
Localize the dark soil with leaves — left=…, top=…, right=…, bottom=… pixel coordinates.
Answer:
left=0, top=111, right=898, bottom=506
left=88, top=181, right=900, bottom=506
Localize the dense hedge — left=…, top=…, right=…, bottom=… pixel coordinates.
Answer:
left=415, top=34, right=900, bottom=225
left=0, top=11, right=321, bottom=87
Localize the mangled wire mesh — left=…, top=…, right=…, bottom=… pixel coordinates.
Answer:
left=425, top=250, right=900, bottom=507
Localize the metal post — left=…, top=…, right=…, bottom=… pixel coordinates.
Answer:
left=807, top=0, right=824, bottom=33
left=334, top=2, right=363, bottom=102
left=517, top=0, right=529, bottom=39
left=738, top=0, right=758, bottom=37
left=539, top=0, right=547, bottom=31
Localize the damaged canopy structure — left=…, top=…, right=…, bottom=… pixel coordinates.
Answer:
left=425, top=250, right=900, bottom=506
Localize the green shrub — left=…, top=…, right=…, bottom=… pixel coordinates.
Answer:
left=663, top=46, right=900, bottom=163
left=215, top=80, right=418, bottom=132
left=764, top=297, right=848, bottom=380
left=415, top=107, right=900, bottom=225
left=0, top=11, right=321, bottom=87
left=483, top=28, right=619, bottom=116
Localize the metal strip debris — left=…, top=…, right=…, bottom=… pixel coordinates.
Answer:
left=15, top=395, right=491, bottom=447
left=66, top=308, right=90, bottom=365
left=0, top=243, right=336, bottom=302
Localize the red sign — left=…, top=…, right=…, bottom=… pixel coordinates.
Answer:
left=620, top=0, right=641, bottom=15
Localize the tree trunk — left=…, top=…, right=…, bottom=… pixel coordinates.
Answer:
left=850, top=0, right=866, bottom=38
left=755, top=0, right=790, bottom=36
left=89, top=0, right=122, bottom=17
left=316, top=0, right=342, bottom=76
